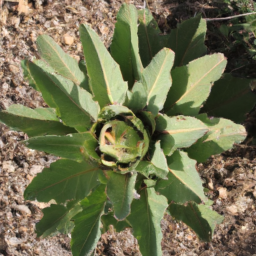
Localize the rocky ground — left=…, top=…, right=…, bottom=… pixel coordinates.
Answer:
left=0, top=0, right=256, bottom=255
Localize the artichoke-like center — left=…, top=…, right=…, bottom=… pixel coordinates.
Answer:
left=99, top=120, right=144, bottom=166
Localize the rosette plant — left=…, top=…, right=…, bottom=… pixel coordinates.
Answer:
left=0, top=4, right=247, bottom=256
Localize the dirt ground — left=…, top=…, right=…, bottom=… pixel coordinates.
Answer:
left=0, top=0, right=256, bottom=255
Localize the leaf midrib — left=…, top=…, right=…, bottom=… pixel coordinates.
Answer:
left=147, top=51, right=169, bottom=103
left=162, top=127, right=207, bottom=135
left=78, top=206, right=104, bottom=255
left=31, top=65, right=94, bottom=122
left=168, top=167, right=205, bottom=201
left=203, top=130, right=246, bottom=142
left=40, top=37, right=80, bottom=85
left=166, top=57, right=225, bottom=111
left=35, top=167, right=99, bottom=193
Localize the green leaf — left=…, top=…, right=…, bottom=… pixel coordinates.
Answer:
left=156, top=115, right=208, bottom=156
left=36, top=201, right=82, bottom=238
left=25, top=60, right=99, bottom=132
left=125, top=82, right=147, bottom=113
left=79, top=24, right=128, bottom=107
left=71, top=184, right=106, bottom=256
left=24, top=159, right=101, bottom=203
left=201, top=73, right=256, bottom=123
left=78, top=60, right=90, bottom=92
left=142, top=48, right=175, bottom=115
left=137, top=111, right=156, bottom=134
left=37, top=35, right=86, bottom=86
left=135, top=141, right=168, bottom=179
left=138, top=8, right=168, bottom=67
left=164, top=54, right=227, bottom=116
left=101, top=212, right=131, bottom=233
left=98, top=105, right=134, bottom=121
left=127, top=180, right=168, bottom=256
left=167, top=15, right=207, bottom=67
left=187, top=114, right=247, bottom=163
left=107, top=172, right=137, bottom=220
left=21, top=59, right=39, bottom=91
left=156, top=151, right=206, bottom=203
left=25, top=132, right=100, bottom=162
left=0, top=105, right=75, bottom=137
left=169, top=202, right=224, bottom=241
left=110, top=3, right=143, bottom=88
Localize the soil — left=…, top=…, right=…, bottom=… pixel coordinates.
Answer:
left=0, top=0, right=256, bottom=255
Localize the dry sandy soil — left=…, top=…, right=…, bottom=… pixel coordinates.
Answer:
left=0, top=0, right=256, bottom=255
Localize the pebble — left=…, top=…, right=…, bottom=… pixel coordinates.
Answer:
left=226, top=205, right=238, bottom=215
left=2, top=161, right=15, bottom=173
left=11, top=204, right=31, bottom=215
left=7, top=237, right=26, bottom=246
left=63, top=34, right=74, bottom=45
left=9, top=64, right=20, bottom=74
left=217, top=187, right=228, bottom=199
left=29, top=165, right=43, bottom=175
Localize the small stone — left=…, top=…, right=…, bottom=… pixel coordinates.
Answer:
left=29, top=165, right=43, bottom=176
left=33, top=248, right=40, bottom=255
left=10, top=16, right=20, bottom=28
left=217, top=187, right=227, bottom=199
left=2, top=82, right=9, bottom=92
left=2, top=161, right=15, bottom=173
left=7, top=237, right=26, bottom=246
left=208, top=179, right=214, bottom=190
left=11, top=204, right=31, bottom=215
left=26, top=174, right=33, bottom=182
left=9, top=64, right=20, bottom=74
left=226, top=205, right=238, bottom=215
left=6, top=212, right=13, bottom=220
left=18, top=0, right=29, bottom=15
left=63, top=34, right=74, bottom=45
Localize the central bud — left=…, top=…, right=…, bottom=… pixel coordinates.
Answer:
left=99, top=120, right=143, bottom=164
left=96, top=105, right=149, bottom=173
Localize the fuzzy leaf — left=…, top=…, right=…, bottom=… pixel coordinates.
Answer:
left=167, top=15, right=207, bottom=67
left=37, top=35, right=86, bottom=86
left=164, top=54, right=227, bottom=116
left=24, top=159, right=101, bottom=203
left=110, top=3, right=143, bottom=88
left=125, top=82, right=147, bottom=113
left=0, top=105, right=75, bottom=137
left=135, top=141, right=168, bottom=179
left=156, top=115, right=208, bottom=156
left=127, top=180, right=168, bottom=256
left=25, top=132, right=100, bottom=162
left=79, top=24, right=128, bottom=107
left=201, top=73, right=256, bottom=123
left=98, top=105, right=134, bottom=121
left=137, top=111, right=156, bottom=134
left=25, top=61, right=100, bottom=132
left=78, top=60, right=90, bottom=92
left=107, top=172, right=137, bottom=220
left=36, top=201, right=82, bottom=238
left=156, top=151, right=206, bottom=203
left=187, top=114, right=247, bottom=162
left=71, top=184, right=106, bottom=256
left=169, top=202, right=224, bottom=241
left=141, top=48, right=175, bottom=115
left=138, top=8, right=168, bottom=67
left=101, top=212, right=131, bottom=233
